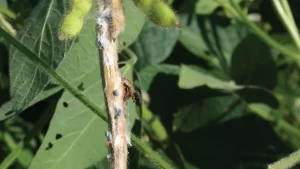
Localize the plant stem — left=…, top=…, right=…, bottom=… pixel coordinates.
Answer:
left=142, top=106, right=168, bottom=146
left=268, top=149, right=300, bottom=169
left=0, top=102, right=54, bottom=169
left=131, top=134, right=172, bottom=169
left=96, top=0, right=128, bottom=168
left=0, top=6, right=16, bottom=20
left=229, top=1, right=300, bottom=64
left=0, top=26, right=171, bottom=169
left=271, top=0, right=300, bottom=52
left=280, top=0, right=296, bottom=26
left=0, top=13, right=16, bottom=37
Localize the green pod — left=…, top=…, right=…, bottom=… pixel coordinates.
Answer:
left=59, top=0, right=92, bottom=40
left=132, top=0, right=152, bottom=14
left=72, top=0, right=92, bottom=18
left=59, top=14, right=84, bottom=40
left=132, top=0, right=180, bottom=28
left=148, top=1, right=179, bottom=27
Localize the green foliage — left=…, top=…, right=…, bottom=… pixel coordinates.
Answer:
left=132, top=21, right=180, bottom=70
left=178, top=64, right=242, bottom=91
left=173, top=94, right=249, bottom=133
left=8, top=0, right=144, bottom=117
left=28, top=68, right=108, bottom=169
left=1, top=0, right=300, bottom=169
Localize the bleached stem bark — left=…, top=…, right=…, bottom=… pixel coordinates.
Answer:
left=96, top=0, right=129, bottom=169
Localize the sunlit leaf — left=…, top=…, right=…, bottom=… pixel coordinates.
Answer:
left=178, top=64, right=243, bottom=91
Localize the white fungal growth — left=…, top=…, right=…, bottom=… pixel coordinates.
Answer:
left=104, top=52, right=115, bottom=66
left=96, top=0, right=128, bottom=168
left=117, top=75, right=122, bottom=85
left=105, top=131, right=112, bottom=141
left=97, top=8, right=111, bottom=49
left=114, top=134, right=123, bottom=148
left=126, top=133, right=131, bottom=147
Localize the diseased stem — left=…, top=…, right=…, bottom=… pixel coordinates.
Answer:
left=96, top=0, right=128, bottom=168
left=0, top=22, right=172, bottom=169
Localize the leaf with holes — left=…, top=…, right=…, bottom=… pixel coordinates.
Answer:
left=29, top=62, right=137, bottom=169
left=28, top=68, right=107, bottom=169
left=9, top=0, right=144, bottom=118
left=0, top=86, right=62, bottom=120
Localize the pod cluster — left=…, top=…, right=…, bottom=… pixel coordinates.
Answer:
left=59, top=0, right=92, bottom=40
left=132, top=0, right=181, bottom=28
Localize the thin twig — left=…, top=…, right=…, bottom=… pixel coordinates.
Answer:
left=96, top=0, right=128, bottom=168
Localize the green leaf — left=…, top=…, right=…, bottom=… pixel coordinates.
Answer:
left=195, top=0, right=219, bottom=15
left=173, top=95, right=248, bottom=132
left=0, top=25, right=170, bottom=169
left=0, top=86, right=62, bottom=120
left=231, top=34, right=277, bottom=89
left=85, top=158, right=109, bottom=169
left=179, top=13, right=250, bottom=73
left=9, top=0, right=144, bottom=114
left=118, top=0, right=145, bottom=50
left=10, top=0, right=72, bottom=112
left=178, top=64, right=243, bottom=91
left=0, top=101, right=13, bottom=120
left=0, top=72, right=9, bottom=90
left=28, top=68, right=107, bottom=169
left=179, top=28, right=220, bottom=67
left=29, top=62, right=137, bottom=169
left=132, top=21, right=180, bottom=70
left=139, top=64, right=179, bottom=91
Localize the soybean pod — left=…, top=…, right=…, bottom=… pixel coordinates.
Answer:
left=59, top=0, right=92, bottom=40
left=132, top=0, right=180, bottom=28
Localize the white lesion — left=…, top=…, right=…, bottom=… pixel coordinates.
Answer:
left=126, top=132, right=131, bottom=147
left=114, top=134, right=123, bottom=149
left=97, top=7, right=111, bottom=49
left=103, top=51, right=115, bottom=66
left=96, top=0, right=129, bottom=168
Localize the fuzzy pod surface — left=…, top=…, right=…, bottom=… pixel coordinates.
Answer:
left=132, top=0, right=180, bottom=28
left=59, top=0, right=92, bottom=40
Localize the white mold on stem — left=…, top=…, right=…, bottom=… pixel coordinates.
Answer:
left=96, top=0, right=129, bottom=169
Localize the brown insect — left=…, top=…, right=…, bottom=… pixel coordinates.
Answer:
left=122, top=77, right=143, bottom=106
